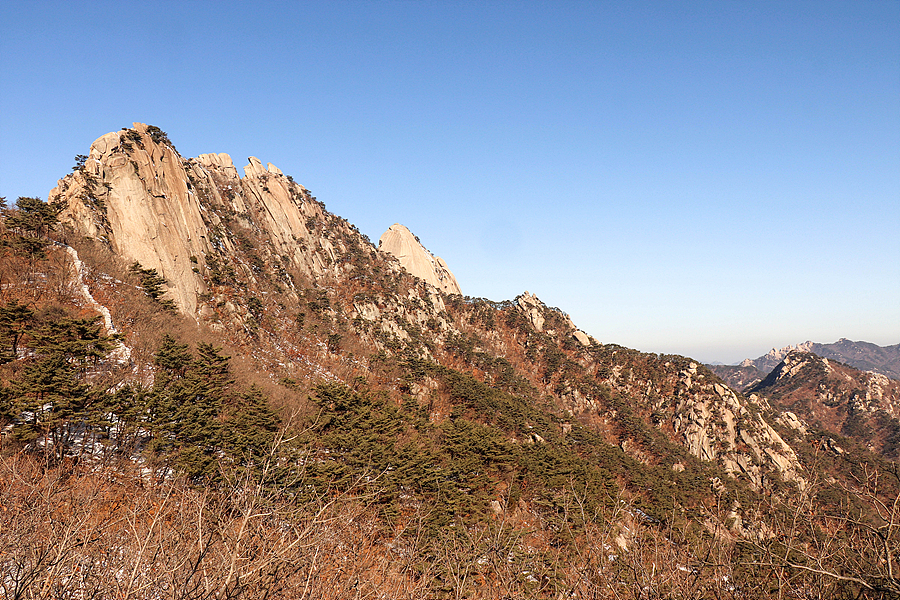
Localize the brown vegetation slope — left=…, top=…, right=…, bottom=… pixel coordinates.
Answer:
left=0, top=125, right=898, bottom=598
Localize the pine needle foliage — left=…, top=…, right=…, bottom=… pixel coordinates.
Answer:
left=0, top=305, right=114, bottom=455
left=0, top=196, right=63, bottom=258
left=129, top=262, right=177, bottom=312
left=0, top=302, right=34, bottom=364
left=143, top=338, right=269, bottom=481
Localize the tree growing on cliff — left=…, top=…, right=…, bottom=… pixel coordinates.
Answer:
left=129, top=262, right=177, bottom=312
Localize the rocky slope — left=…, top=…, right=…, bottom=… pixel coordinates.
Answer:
left=748, top=350, right=900, bottom=459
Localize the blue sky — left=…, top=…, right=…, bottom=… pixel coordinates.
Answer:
left=1, top=1, right=898, bottom=364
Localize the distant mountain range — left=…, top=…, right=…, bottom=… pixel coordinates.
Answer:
left=708, top=339, right=900, bottom=390
left=748, top=350, right=900, bottom=459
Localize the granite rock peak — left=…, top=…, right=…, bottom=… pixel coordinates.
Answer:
left=378, top=223, right=462, bottom=295
left=49, top=123, right=341, bottom=317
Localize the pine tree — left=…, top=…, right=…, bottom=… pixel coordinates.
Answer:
left=144, top=337, right=281, bottom=481
left=142, top=334, right=193, bottom=453
left=223, top=385, right=280, bottom=463
left=129, top=262, right=177, bottom=312
left=0, top=383, right=13, bottom=428
left=9, top=355, right=91, bottom=452
left=2, top=196, right=62, bottom=239
left=146, top=341, right=234, bottom=480
left=174, top=343, right=231, bottom=445
left=1, top=309, right=114, bottom=456
left=192, top=342, right=233, bottom=392
left=153, top=334, right=192, bottom=376
left=0, top=301, right=34, bottom=363
left=30, top=316, right=114, bottom=374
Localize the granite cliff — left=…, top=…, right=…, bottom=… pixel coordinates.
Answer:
left=378, top=223, right=461, bottom=295
left=50, top=123, right=339, bottom=317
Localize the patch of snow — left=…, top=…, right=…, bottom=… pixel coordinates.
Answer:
left=61, top=243, right=132, bottom=364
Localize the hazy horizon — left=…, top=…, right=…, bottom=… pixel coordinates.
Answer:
left=2, top=1, right=898, bottom=365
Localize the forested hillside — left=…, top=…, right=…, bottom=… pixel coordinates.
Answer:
left=0, top=126, right=897, bottom=599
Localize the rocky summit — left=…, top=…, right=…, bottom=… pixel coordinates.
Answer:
left=378, top=223, right=462, bottom=295
left=50, top=123, right=343, bottom=317
left=1, top=123, right=897, bottom=599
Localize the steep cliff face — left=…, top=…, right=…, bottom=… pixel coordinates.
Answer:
left=50, top=123, right=340, bottom=317
left=51, top=125, right=211, bottom=315
left=378, top=223, right=462, bottom=295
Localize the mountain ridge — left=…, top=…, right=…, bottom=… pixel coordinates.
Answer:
left=748, top=349, right=900, bottom=459
left=742, top=339, right=900, bottom=379
left=709, top=338, right=900, bottom=391
left=46, top=122, right=810, bottom=489
left=0, top=123, right=896, bottom=598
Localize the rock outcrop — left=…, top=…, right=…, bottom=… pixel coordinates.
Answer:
left=49, top=123, right=343, bottom=317
left=378, top=223, right=461, bottom=295
left=671, top=363, right=805, bottom=489
left=507, top=293, right=802, bottom=486
left=516, top=292, right=545, bottom=332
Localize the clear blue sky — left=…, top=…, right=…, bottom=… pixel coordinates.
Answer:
left=1, top=1, right=898, bottom=364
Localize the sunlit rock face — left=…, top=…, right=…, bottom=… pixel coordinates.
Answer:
left=377, top=223, right=461, bottom=295
left=50, top=123, right=334, bottom=317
